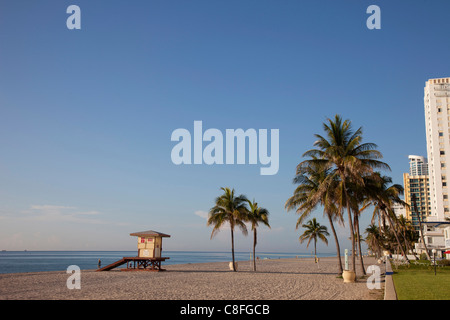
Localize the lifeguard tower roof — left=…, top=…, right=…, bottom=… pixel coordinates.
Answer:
left=130, top=230, right=171, bottom=238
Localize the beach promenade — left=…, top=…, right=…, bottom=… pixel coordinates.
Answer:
left=0, top=257, right=383, bottom=300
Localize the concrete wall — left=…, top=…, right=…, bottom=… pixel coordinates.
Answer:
left=384, top=259, right=397, bottom=300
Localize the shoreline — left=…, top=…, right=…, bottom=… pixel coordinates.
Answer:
left=0, top=251, right=338, bottom=275
left=0, top=257, right=384, bottom=300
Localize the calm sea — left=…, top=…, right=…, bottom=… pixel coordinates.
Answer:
left=0, top=251, right=334, bottom=274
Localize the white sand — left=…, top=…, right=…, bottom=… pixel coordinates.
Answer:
left=0, top=257, right=384, bottom=300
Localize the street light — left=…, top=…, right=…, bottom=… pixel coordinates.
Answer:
left=432, top=249, right=437, bottom=276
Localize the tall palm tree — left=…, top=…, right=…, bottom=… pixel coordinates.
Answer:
left=285, top=160, right=345, bottom=273
left=245, top=199, right=270, bottom=271
left=299, top=218, right=329, bottom=258
left=207, top=187, right=248, bottom=271
left=349, top=173, right=385, bottom=274
left=299, top=115, right=390, bottom=273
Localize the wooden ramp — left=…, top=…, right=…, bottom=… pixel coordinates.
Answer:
left=96, top=257, right=169, bottom=272
left=97, top=258, right=128, bottom=271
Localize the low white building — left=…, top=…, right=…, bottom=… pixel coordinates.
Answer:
left=437, top=222, right=450, bottom=255
left=415, top=221, right=449, bottom=258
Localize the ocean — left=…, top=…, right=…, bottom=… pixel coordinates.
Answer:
left=0, top=251, right=334, bottom=274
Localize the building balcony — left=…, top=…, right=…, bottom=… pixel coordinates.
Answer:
left=415, top=243, right=445, bottom=250
left=423, top=231, right=444, bottom=237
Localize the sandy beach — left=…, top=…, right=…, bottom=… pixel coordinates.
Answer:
left=0, top=257, right=384, bottom=300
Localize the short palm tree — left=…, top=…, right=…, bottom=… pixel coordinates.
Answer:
left=245, top=199, right=270, bottom=271
left=207, top=187, right=248, bottom=271
left=365, top=224, right=384, bottom=257
left=366, top=173, right=410, bottom=263
left=299, top=218, right=329, bottom=259
left=285, top=159, right=344, bottom=273
left=397, top=214, right=419, bottom=260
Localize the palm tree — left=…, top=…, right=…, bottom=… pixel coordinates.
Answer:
left=366, top=173, right=410, bottom=263
left=285, top=159, right=345, bottom=273
left=397, top=214, right=419, bottom=260
left=365, top=224, right=384, bottom=258
left=382, top=226, right=398, bottom=254
left=299, top=218, right=329, bottom=259
left=207, top=187, right=248, bottom=271
left=299, top=115, right=390, bottom=273
left=245, top=199, right=270, bottom=271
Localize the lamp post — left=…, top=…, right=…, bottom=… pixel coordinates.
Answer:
left=432, top=249, right=436, bottom=276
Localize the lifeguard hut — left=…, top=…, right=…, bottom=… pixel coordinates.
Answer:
left=131, top=230, right=170, bottom=259
left=97, top=230, right=171, bottom=272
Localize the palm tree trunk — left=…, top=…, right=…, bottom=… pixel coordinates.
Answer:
left=417, top=217, right=431, bottom=261
left=413, top=195, right=431, bottom=260
left=326, top=213, right=343, bottom=274
left=383, top=209, right=409, bottom=263
left=253, top=229, right=257, bottom=272
left=354, top=212, right=366, bottom=275
left=314, top=237, right=317, bottom=258
left=231, top=227, right=236, bottom=271
left=419, top=219, right=431, bottom=261
left=341, top=177, right=356, bottom=273
left=346, top=204, right=356, bottom=272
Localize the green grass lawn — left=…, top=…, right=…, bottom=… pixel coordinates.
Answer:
left=392, top=262, right=450, bottom=300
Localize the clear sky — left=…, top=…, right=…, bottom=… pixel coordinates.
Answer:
left=1, top=0, right=449, bottom=254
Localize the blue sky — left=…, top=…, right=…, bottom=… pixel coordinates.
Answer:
left=1, top=0, right=449, bottom=253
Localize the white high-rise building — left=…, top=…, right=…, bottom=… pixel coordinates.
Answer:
left=424, top=77, right=450, bottom=222
left=408, top=155, right=428, bottom=176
